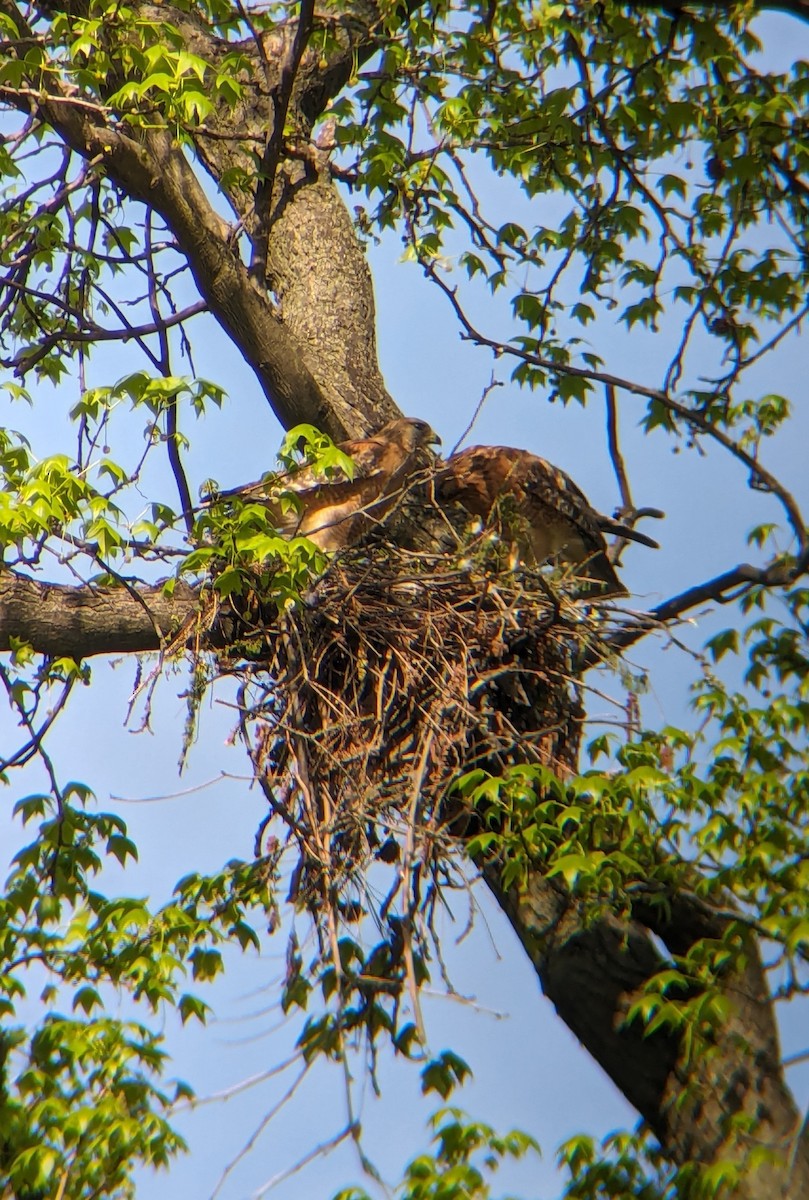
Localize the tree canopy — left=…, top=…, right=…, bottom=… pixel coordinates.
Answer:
left=1, top=1, right=808, bottom=1198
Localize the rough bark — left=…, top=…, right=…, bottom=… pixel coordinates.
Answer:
left=486, top=869, right=679, bottom=1122
left=0, top=0, right=394, bottom=439
left=0, top=573, right=199, bottom=658
left=265, top=163, right=398, bottom=433
left=490, top=869, right=809, bottom=1198
left=185, top=3, right=400, bottom=433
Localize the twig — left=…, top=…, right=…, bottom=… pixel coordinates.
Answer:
left=421, top=259, right=807, bottom=551
left=250, top=0, right=316, bottom=284
left=601, top=548, right=809, bottom=660
left=209, top=1064, right=310, bottom=1200
left=146, top=212, right=194, bottom=530
left=173, top=1053, right=303, bottom=1113
left=451, top=374, right=503, bottom=454
left=0, top=84, right=112, bottom=116
left=250, top=1123, right=356, bottom=1199
left=604, top=384, right=634, bottom=515
left=401, top=729, right=436, bottom=1045
left=0, top=679, right=73, bottom=774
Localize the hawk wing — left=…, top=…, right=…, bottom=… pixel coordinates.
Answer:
left=215, top=417, right=439, bottom=551
left=437, top=445, right=658, bottom=596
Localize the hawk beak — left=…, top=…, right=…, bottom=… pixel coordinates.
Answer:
left=428, top=430, right=442, bottom=449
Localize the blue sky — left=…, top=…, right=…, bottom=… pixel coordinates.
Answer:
left=2, top=8, right=809, bottom=1199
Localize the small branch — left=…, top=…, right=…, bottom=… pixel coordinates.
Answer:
left=784, top=1050, right=809, bottom=1069
left=2, top=292, right=207, bottom=375
left=605, top=384, right=634, bottom=515
left=421, top=260, right=807, bottom=552
left=209, top=1064, right=311, bottom=1200
left=627, top=879, right=809, bottom=955
left=0, top=678, right=73, bottom=775
left=603, top=386, right=664, bottom=564
left=250, top=1123, right=356, bottom=1200
left=171, top=1052, right=303, bottom=1112
left=451, top=374, right=503, bottom=454
left=233, top=0, right=273, bottom=86
left=250, top=0, right=316, bottom=285
left=0, top=659, right=68, bottom=857
left=146, top=212, right=194, bottom=532
left=0, top=83, right=112, bottom=116
left=601, top=548, right=809, bottom=659
left=401, top=728, right=435, bottom=1045
left=628, top=0, right=809, bottom=24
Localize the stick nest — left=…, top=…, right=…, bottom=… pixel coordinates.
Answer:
left=221, top=544, right=594, bottom=913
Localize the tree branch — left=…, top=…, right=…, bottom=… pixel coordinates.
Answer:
left=628, top=0, right=809, bottom=23
left=420, top=259, right=807, bottom=552
left=485, top=864, right=809, bottom=1199
left=604, top=548, right=809, bottom=658
left=0, top=572, right=200, bottom=658
left=145, top=212, right=195, bottom=532
left=250, top=0, right=315, bottom=285
left=1, top=293, right=207, bottom=373
left=0, top=0, right=340, bottom=435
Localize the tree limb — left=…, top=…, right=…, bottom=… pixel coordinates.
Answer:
left=0, top=0, right=338, bottom=435
left=250, top=0, right=316, bottom=285
left=487, top=864, right=809, bottom=1199
left=628, top=0, right=809, bottom=23
left=420, top=259, right=807, bottom=552
left=0, top=572, right=200, bottom=658
left=603, top=549, right=809, bottom=658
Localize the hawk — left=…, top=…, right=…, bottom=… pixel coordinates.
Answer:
left=435, top=444, right=659, bottom=596
left=212, top=417, right=440, bottom=551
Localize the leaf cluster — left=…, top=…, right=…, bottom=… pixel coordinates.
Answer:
left=0, top=766, right=280, bottom=1195
left=335, top=1106, right=539, bottom=1200
left=334, top=1, right=807, bottom=446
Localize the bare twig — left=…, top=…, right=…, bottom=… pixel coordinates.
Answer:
left=452, top=374, right=503, bottom=454
left=250, top=1123, right=356, bottom=1199
left=0, top=678, right=74, bottom=774
left=146, top=212, right=194, bottom=530
left=605, top=384, right=634, bottom=515
left=209, top=1064, right=311, bottom=1200
left=602, top=548, right=809, bottom=659
left=250, top=0, right=316, bottom=284
left=420, top=260, right=807, bottom=551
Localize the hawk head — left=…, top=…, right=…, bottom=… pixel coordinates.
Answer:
left=380, top=417, right=442, bottom=454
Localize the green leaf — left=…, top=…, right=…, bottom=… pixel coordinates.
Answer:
left=421, top=1051, right=471, bottom=1099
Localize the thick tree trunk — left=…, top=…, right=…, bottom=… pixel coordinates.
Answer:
left=489, top=869, right=809, bottom=1198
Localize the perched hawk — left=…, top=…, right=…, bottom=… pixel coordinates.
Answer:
left=436, top=444, right=658, bottom=596
left=213, top=417, right=440, bottom=551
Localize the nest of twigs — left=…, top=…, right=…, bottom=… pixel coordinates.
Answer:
left=216, top=541, right=596, bottom=919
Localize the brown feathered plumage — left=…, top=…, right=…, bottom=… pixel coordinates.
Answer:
left=436, top=445, right=658, bottom=596
left=215, top=417, right=440, bottom=551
